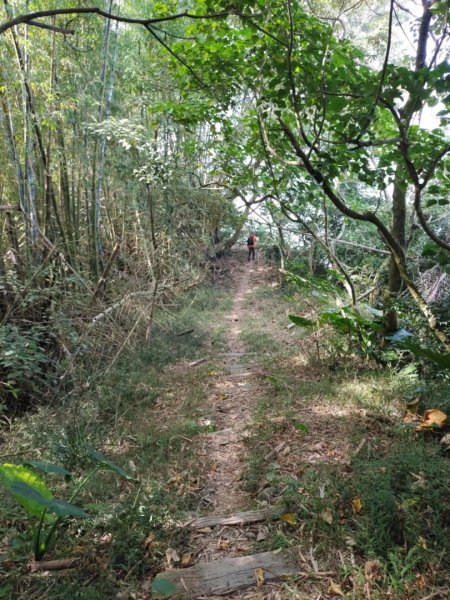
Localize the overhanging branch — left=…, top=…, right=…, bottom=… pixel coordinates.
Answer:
left=0, top=6, right=233, bottom=36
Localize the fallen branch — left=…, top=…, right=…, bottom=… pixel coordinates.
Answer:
left=353, top=437, right=367, bottom=456
left=92, top=287, right=157, bottom=323
left=189, top=358, right=208, bottom=367
left=177, top=328, right=194, bottom=337
left=28, top=558, right=79, bottom=572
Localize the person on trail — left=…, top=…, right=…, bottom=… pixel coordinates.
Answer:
left=247, top=232, right=257, bottom=261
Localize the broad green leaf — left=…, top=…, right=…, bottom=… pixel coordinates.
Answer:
left=46, top=497, right=88, bottom=519
left=86, top=447, right=134, bottom=481
left=401, top=341, right=450, bottom=369
left=10, top=481, right=87, bottom=518
left=0, top=463, right=54, bottom=521
left=25, top=460, right=71, bottom=477
left=151, top=578, right=177, bottom=596
left=288, top=314, right=316, bottom=327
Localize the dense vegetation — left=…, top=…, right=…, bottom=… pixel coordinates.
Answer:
left=1, top=0, right=450, bottom=598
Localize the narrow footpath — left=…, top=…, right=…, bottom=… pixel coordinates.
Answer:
left=152, top=253, right=298, bottom=598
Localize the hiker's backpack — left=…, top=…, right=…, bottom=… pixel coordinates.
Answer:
left=247, top=236, right=254, bottom=245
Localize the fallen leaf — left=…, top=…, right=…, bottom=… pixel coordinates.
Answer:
left=364, top=560, right=381, bottom=582
left=181, top=553, right=192, bottom=567
left=254, top=567, right=265, bottom=588
left=351, top=497, right=362, bottom=513
left=321, top=508, right=333, bottom=525
left=280, top=512, right=297, bottom=525
left=100, top=533, right=113, bottom=545
left=165, top=548, right=180, bottom=566
left=415, top=573, right=426, bottom=589
left=440, top=433, right=450, bottom=447
left=328, top=580, right=345, bottom=597
left=417, top=408, right=447, bottom=430
left=144, top=532, right=155, bottom=550
left=411, top=472, right=426, bottom=490
left=403, top=411, right=419, bottom=423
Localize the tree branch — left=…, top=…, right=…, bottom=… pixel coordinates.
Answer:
left=0, top=7, right=233, bottom=36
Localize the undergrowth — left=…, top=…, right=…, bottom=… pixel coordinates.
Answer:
left=0, top=270, right=233, bottom=599
left=239, top=268, right=450, bottom=599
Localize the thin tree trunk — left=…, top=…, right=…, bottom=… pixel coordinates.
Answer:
left=93, top=0, right=120, bottom=277
left=385, top=0, right=433, bottom=332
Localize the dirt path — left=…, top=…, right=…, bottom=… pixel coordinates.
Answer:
left=149, top=254, right=300, bottom=599
left=197, top=257, right=257, bottom=514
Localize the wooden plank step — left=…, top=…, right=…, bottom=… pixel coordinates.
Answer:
left=225, top=371, right=259, bottom=378
left=152, top=550, right=297, bottom=598
left=185, top=508, right=281, bottom=529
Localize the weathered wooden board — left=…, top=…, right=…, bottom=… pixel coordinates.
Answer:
left=185, top=508, right=280, bottom=529
left=152, top=550, right=297, bottom=598
left=189, top=358, right=208, bottom=367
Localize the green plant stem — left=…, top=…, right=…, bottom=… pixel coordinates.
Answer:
left=39, top=467, right=100, bottom=560
left=34, top=508, right=48, bottom=560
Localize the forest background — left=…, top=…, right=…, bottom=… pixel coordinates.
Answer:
left=1, top=0, right=450, bottom=598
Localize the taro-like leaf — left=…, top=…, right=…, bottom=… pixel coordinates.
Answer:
left=25, top=460, right=71, bottom=478
left=85, top=447, right=134, bottom=481
left=10, top=481, right=88, bottom=518
left=0, top=464, right=54, bottom=521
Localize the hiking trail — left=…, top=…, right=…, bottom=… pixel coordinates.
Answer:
left=151, top=251, right=299, bottom=599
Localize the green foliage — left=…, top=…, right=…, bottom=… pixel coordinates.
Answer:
left=0, top=464, right=55, bottom=521
left=289, top=305, right=383, bottom=360
left=0, top=324, right=50, bottom=408
left=0, top=448, right=132, bottom=560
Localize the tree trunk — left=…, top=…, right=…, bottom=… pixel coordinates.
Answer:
left=385, top=0, right=433, bottom=332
